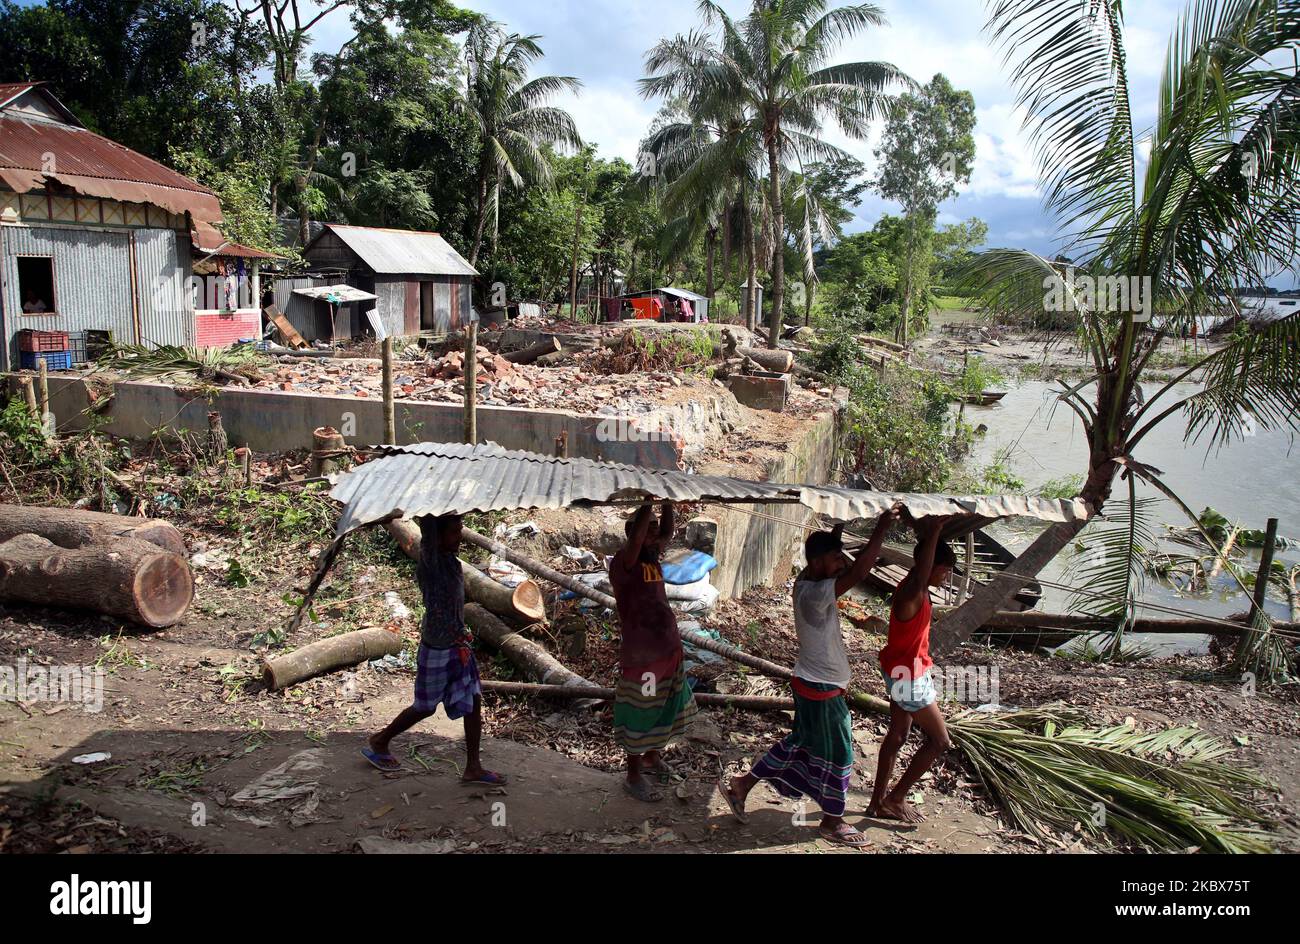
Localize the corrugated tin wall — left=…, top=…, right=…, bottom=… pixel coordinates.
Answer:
left=274, top=275, right=329, bottom=342
left=133, top=228, right=194, bottom=347
left=1, top=224, right=135, bottom=369
left=374, top=278, right=405, bottom=337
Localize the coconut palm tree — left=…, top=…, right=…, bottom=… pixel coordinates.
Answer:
left=933, top=0, right=1300, bottom=677
left=641, top=1, right=908, bottom=346
left=461, top=22, right=584, bottom=268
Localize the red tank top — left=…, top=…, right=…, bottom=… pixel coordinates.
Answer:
left=880, top=595, right=933, bottom=679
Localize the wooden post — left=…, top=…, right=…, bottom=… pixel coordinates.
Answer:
left=381, top=336, right=396, bottom=445
left=463, top=321, right=477, bottom=444
left=957, top=531, right=975, bottom=605
left=206, top=411, right=227, bottom=465
left=234, top=446, right=252, bottom=486
left=19, top=376, right=38, bottom=424
left=37, top=359, right=49, bottom=436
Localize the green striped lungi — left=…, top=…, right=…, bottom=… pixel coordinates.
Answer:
left=613, top=658, right=697, bottom=755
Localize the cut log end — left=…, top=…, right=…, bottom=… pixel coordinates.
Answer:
left=131, top=553, right=195, bottom=628
left=511, top=580, right=546, bottom=622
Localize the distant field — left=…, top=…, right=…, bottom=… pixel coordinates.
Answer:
left=934, top=294, right=981, bottom=312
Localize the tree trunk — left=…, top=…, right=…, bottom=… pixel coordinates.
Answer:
left=765, top=131, right=784, bottom=350
left=744, top=200, right=757, bottom=333
left=503, top=338, right=560, bottom=364
left=464, top=604, right=602, bottom=704
left=738, top=347, right=793, bottom=373
left=262, top=627, right=402, bottom=690
left=705, top=226, right=716, bottom=299
left=0, top=504, right=186, bottom=556
left=0, top=533, right=193, bottom=628
left=929, top=518, right=1089, bottom=657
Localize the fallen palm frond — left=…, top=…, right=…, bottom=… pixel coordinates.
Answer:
left=95, top=343, right=263, bottom=383
left=947, top=706, right=1275, bottom=853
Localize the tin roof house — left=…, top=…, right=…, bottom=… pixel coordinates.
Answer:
left=0, top=81, right=234, bottom=370
left=274, top=223, right=478, bottom=343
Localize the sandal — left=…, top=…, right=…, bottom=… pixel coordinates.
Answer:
left=361, top=747, right=402, bottom=772
left=819, top=822, right=871, bottom=849
left=461, top=770, right=508, bottom=786
left=623, top=778, right=664, bottom=803
left=716, top=777, right=749, bottom=824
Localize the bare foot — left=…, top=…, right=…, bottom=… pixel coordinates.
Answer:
left=819, top=821, right=871, bottom=849
left=868, top=795, right=924, bottom=823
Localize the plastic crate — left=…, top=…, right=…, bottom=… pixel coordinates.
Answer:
left=17, top=329, right=69, bottom=353
left=19, top=350, right=73, bottom=371
left=67, top=330, right=87, bottom=364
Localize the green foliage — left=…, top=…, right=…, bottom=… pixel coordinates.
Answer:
left=1035, top=474, right=1086, bottom=500
left=954, top=356, right=1007, bottom=399
left=809, top=328, right=967, bottom=491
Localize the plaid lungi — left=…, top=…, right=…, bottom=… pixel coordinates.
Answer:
left=413, top=642, right=481, bottom=720
left=750, top=679, right=854, bottom=816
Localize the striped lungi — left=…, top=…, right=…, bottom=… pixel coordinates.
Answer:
left=750, top=679, right=854, bottom=816
left=613, top=658, right=697, bottom=755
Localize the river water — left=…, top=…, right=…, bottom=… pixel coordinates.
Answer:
left=966, top=381, right=1300, bottom=654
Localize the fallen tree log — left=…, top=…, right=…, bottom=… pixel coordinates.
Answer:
left=503, top=337, right=561, bottom=364
left=738, top=346, right=793, bottom=373
left=463, top=604, right=601, bottom=707
left=262, top=626, right=402, bottom=690
left=481, top=679, right=796, bottom=712
left=535, top=349, right=571, bottom=367
left=0, top=533, right=193, bottom=628
left=0, top=504, right=186, bottom=556
left=383, top=519, right=545, bottom=623
left=931, top=608, right=1297, bottom=637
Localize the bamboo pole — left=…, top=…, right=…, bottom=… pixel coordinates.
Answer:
left=930, top=607, right=1296, bottom=637
left=481, top=679, right=797, bottom=712
left=1208, top=525, right=1241, bottom=582
left=463, top=321, right=477, bottom=444
left=19, top=376, right=38, bottom=424
left=381, top=336, right=396, bottom=445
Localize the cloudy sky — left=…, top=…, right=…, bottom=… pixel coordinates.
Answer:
left=301, top=0, right=1208, bottom=262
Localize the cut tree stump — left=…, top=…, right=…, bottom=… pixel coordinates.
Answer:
left=262, top=626, right=402, bottom=690
left=0, top=504, right=186, bottom=556
left=503, top=337, right=561, bottom=364
left=309, top=427, right=348, bottom=478
left=0, top=533, right=193, bottom=628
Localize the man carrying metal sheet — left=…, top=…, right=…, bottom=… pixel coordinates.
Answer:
left=609, top=501, right=697, bottom=802
left=362, top=513, right=507, bottom=785
left=719, top=504, right=903, bottom=848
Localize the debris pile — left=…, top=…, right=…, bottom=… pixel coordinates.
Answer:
left=428, top=345, right=518, bottom=383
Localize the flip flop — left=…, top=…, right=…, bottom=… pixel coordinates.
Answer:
left=716, top=777, right=749, bottom=824
left=623, top=778, right=664, bottom=803
left=461, top=770, right=508, bottom=786
left=820, top=823, right=871, bottom=849
left=361, top=747, right=402, bottom=772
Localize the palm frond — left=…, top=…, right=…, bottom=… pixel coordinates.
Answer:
left=949, top=706, right=1276, bottom=852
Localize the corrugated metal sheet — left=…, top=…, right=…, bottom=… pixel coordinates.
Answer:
left=274, top=276, right=330, bottom=342
left=0, top=113, right=222, bottom=225
left=2, top=224, right=136, bottom=369
left=133, top=228, right=194, bottom=347
left=317, top=224, right=477, bottom=277
left=329, top=441, right=1090, bottom=537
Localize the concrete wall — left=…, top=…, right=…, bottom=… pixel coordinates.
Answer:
left=707, top=407, right=840, bottom=599
left=23, top=375, right=691, bottom=468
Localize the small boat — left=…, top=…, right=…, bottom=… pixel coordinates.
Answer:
left=958, top=390, right=1007, bottom=406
